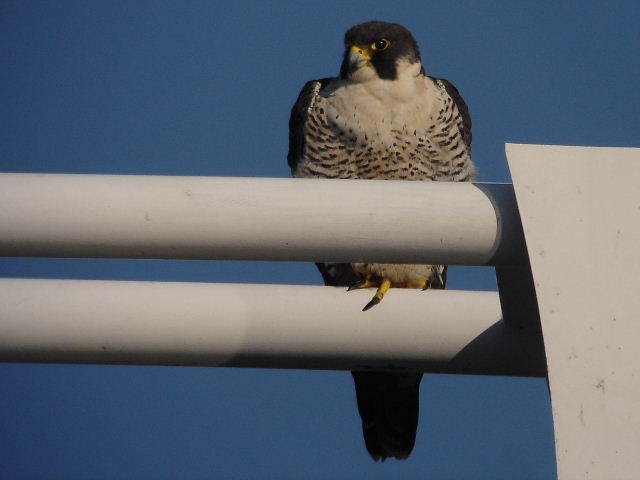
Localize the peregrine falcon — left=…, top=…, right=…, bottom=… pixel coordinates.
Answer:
left=287, top=21, right=474, bottom=461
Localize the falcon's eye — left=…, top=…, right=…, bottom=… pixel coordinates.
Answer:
left=372, top=38, right=391, bottom=51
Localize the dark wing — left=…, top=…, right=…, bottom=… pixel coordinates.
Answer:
left=289, top=80, right=360, bottom=292
left=429, top=76, right=472, bottom=150
left=287, top=77, right=335, bottom=172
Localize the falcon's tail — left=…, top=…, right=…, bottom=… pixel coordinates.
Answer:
left=351, top=371, right=423, bottom=461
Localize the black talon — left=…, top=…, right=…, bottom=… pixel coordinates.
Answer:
left=347, top=278, right=366, bottom=291
left=362, top=296, right=381, bottom=311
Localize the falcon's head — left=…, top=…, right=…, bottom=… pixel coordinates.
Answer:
left=339, top=21, right=422, bottom=83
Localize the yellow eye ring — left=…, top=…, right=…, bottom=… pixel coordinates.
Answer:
left=371, top=38, right=391, bottom=51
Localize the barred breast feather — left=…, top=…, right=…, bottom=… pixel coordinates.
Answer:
left=289, top=69, right=474, bottom=184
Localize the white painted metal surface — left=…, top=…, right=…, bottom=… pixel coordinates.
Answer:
left=0, top=174, right=523, bottom=265
left=0, top=278, right=545, bottom=376
left=507, top=144, right=640, bottom=480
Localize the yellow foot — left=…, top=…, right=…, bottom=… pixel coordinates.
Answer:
left=362, top=279, right=392, bottom=311
left=346, top=274, right=379, bottom=291
left=404, top=278, right=430, bottom=290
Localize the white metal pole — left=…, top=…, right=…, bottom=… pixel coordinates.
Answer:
left=0, top=174, right=524, bottom=265
left=507, top=143, right=640, bottom=480
left=0, top=278, right=544, bottom=376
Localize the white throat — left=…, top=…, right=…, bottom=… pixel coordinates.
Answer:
left=321, top=60, right=438, bottom=144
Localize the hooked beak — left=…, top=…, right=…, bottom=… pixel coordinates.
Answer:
left=348, top=45, right=372, bottom=69
left=340, top=44, right=374, bottom=79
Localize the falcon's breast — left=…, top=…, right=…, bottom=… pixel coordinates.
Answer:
left=291, top=66, right=473, bottom=183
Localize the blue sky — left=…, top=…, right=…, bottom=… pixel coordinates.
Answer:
left=1, top=1, right=638, bottom=478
